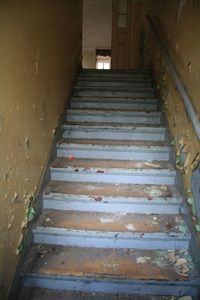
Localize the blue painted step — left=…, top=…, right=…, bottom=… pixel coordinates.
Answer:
left=50, top=158, right=176, bottom=185
left=42, top=181, right=183, bottom=214
left=62, top=124, right=167, bottom=141
left=66, top=109, right=161, bottom=125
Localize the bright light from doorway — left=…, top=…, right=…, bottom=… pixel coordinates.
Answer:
left=97, top=62, right=111, bottom=69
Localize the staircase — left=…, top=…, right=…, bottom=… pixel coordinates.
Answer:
left=19, top=69, right=200, bottom=299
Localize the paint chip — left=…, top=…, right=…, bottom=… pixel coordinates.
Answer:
left=126, top=224, right=135, bottom=231
left=136, top=256, right=151, bottom=264
left=100, top=217, right=113, bottom=224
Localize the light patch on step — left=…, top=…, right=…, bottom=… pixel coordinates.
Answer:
left=126, top=224, right=136, bottom=231
left=100, top=217, right=113, bottom=224
left=145, top=161, right=160, bottom=168
left=136, top=256, right=151, bottom=264
left=149, top=189, right=163, bottom=198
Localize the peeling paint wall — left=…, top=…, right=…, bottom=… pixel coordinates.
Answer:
left=82, top=0, right=112, bottom=68
left=0, top=0, right=82, bottom=298
left=142, top=0, right=200, bottom=227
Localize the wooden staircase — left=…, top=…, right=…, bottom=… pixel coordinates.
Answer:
left=19, top=69, right=200, bottom=300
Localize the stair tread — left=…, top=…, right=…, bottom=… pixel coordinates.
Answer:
left=67, top=109, right=160, bottom=115
left=36, top=210, right=186, bottom=234
left=22, top=245, right=198, bottom=281
left=51, top=158, right=174, bottom=171
left=63, top=122, right=164, bottom=128
left=43, top=181, right=181, bottom=199
left=58, top=138, right=168, bottom=147
left=19, top=288, right=181, bottom=300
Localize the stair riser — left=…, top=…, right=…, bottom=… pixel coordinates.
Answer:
left=73, top=91, right=155, bottom=98
left=50, top=170, right=176, bottom=185
left=22, top=275, right=199, bottom=298
left=57, top=147, right=170, bottom=161
left=71, top=102, right=157, bottom=110
left=76, top=82, right=151, bottom=88
left=62, top=129, right=166, bottom=141
left=43, top=197, right=182, bottom=214
left=33, top=229, right=189, bottom=250
left=67, top=115, right=161, bottom=125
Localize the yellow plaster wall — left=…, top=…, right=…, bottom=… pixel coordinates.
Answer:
left=0, top=0, right=82, bottom=298
left=142, top=0, right=200, bottom=228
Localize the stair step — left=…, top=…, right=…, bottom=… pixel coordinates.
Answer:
left=43, top=181, right=183, bottom=214
left=66, top=109, right=161, bottom=125
left=57, top=139, right=171, bottom=160
left=71, top=101, right=157, bottom=111
left=19, top=288, right=184, bottom=300
left=77, top=76, right=152, bottom=83
left=33, top=210, right=189, bottom=250
left=50, top=158, right=176, bottom=185
left=80, top=69, right=150, bottom=78
left=71, top=96, right=158, bottom=103
left=62, top=124, right=167, bottom=141
left=76, top=81, right=152, bottom=88
left=73, top=89, right=155, bottom=98
left=21, top=245, right=199, bottom=297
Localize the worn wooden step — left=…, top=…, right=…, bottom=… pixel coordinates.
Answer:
left=73, top=89, right=155, bottom=98
left=43, top=181, right=183, bottom=214
left=50, top=158, right=176, bottom=185
left=62, top=124, right=167, bottom=141
left=33, top=210, right=190, bottom=250
left=66, top=109, right=161, bottom=125
left=21, top=245, right=199, bottom=297
left=19, top=288, right=184, bottom=300
left=57, top=138, right=171, bottom=161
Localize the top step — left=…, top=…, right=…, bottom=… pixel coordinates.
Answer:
left=80, top=69, right=150, bottom=79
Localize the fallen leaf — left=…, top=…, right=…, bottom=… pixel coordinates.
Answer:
left=175, top=258, right=187, bottom=266
left=165, top=223, right=174, bottom=231
left=45, top=217, right=51, bottom=222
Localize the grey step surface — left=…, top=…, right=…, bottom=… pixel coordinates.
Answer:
left=71, top=96, right=158, bottom=103
left=19, top=288, right=184, bottom=300
left=71, top=101, right=157, bottom=111
left=80, top=69, right=150, bottom=78
left=77, top=76, right=152, bottom=82
left=43, top=181, right=183, bottom=214
left=57, top=139, right=171, bottom=161
left=21, top=245, right=199, bottom=297
left=73, top=89, right=155, bottom=98
left=62, top=124, right=167, bottom=141
left=50, top=158, right=176, bottom=185
left=76, top=80, right=152, bottom=88
left=66, top=109, right=161, bottom=125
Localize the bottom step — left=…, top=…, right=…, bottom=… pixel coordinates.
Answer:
left=21, top=245, right=199, bottom=297
left=19, top=288, right=192, bottom=300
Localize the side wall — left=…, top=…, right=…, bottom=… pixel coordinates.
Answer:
left=142, top=0, right=200, bottom=226
left=0, top=0, right=82, bottom=298
left=82, top=0, right=112, bottom=68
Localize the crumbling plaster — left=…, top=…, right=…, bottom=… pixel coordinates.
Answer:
left=0, top=0, right=82, bottom=298
left=142, top=0, right=200, bottom=229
